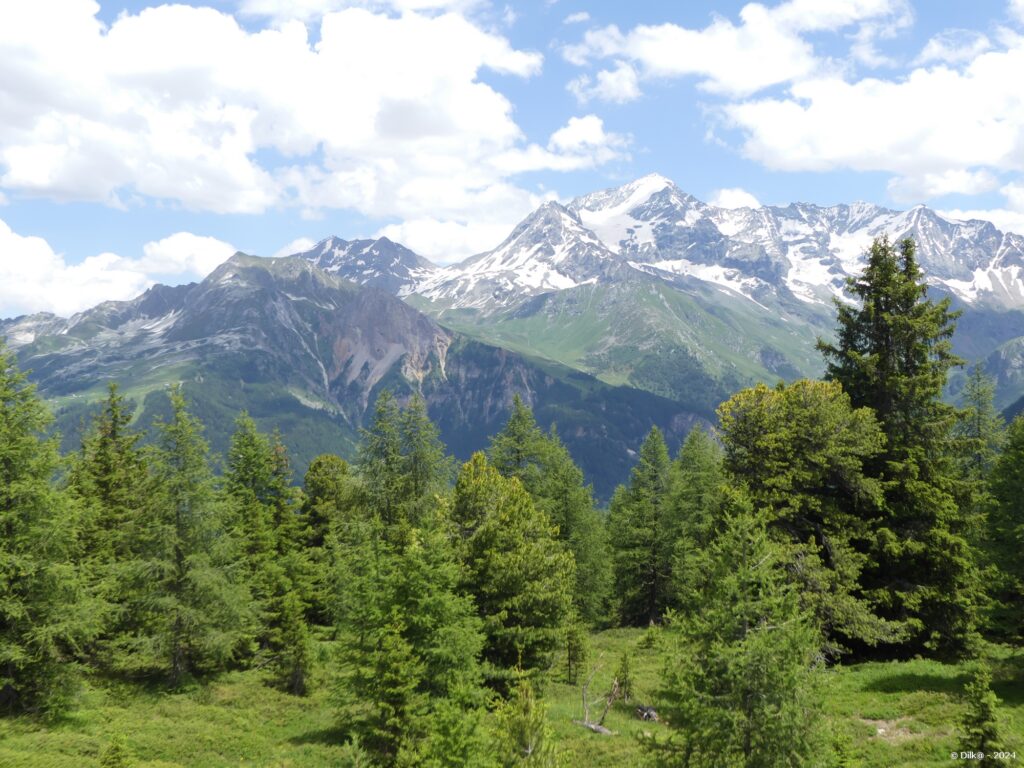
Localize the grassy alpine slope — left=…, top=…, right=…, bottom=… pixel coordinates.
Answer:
left=2, top=629, right=1021, bottom=768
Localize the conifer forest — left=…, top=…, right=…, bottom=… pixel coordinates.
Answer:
left=2, top=238, right=1023, bottom=766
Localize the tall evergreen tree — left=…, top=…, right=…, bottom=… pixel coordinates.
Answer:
left=666, top=427, right=725, bottom=616
left=302, top=454, right=363, bottom=623
left=717, top=380, right=893, bottom=652
left=607, top=427, right=671, bottom=625
left=333, top=509, right=486, bottom=764
left=0, top=344, right=97, bottom=714
left=989, top=415, right=1024, bottom=641
left=818, top=236, right=980, bottom=658
left=647, top=488, right=826, bottom=768
left=359, top=392, right=451, bottom=529
left=489, top=398, right=612, bottom=624
left=67, top=383, right=146, bottom=567
left=111, top=386, right=252, bottom=687
left=453, top=453, right=575, bottom=689
left=225, top=413, right=311, bottom=692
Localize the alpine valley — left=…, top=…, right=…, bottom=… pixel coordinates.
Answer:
left=5, top=173, right=1024, bottom=495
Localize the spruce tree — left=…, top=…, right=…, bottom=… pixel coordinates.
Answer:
left=453, top=453, right=575, bottom=689
left=225, top=413, right=312, bottom=692
left=988, top=415, right=1024, bottom=641
left=607, top=427, right=671, bottom=626
left=959, top=662, right=1005, bottom=764
left=818, top=236, right=980, bottom=658
left=111, top=385, right=252, bottom=686
left=489, top=398, right=612, bottom=624
left=647, top=488, right=826, bottom=768
left=0, top=343, right=97, bottom=714
left=717, top=380, right=893, bottom=652
left=66, top=383, right=148, bottom=666
left=67, top=382, right=146, bottom=567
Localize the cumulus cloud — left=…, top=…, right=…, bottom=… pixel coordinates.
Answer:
left=562, top=0, right=906, bottom=99
left=0, top=219, right=235, bottom=318
left=273, top=237, right=318, bottom=257
left=723, top=39, right=1024, bottom=187
left=915, top=29, right=991, bottom=66
left=568, top=61, right=641, bottom=104
left=238, top=0, right=488, bottom=24
left=563, top=11, right=590, bottom=24
left=0, top=3, right=626, bottom=263
left=709, top=187, right=761, bottom=209
left=1011, top=0, right=1024, bottom=24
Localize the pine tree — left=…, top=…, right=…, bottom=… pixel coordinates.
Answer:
left=111, top=385, right=252, bottom=686
left=607, top=427, right=671, bottom=626
left=647, top=488, right=826, bottom=768
left=717, top=380, right=893, bottom=652
left=453, top=453, right=575, bottom=689
left=489, top=399, right=612, bottom=624
left=818, top=236, right=980, bottom=659
left=0, top=343, right=97, bottom=714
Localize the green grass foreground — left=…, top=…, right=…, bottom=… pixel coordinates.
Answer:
left=3, top=630, right=1021, bottom=768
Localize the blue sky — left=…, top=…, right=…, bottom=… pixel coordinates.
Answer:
left=2, top=0, right=1024, bottom=316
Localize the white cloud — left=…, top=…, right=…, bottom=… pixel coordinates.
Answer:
left=887, top=169, right=999, bottom=202
left=376, top=217, right=518, bottom=262
left=138, top=232, right=238, bottom=278
left=238, top=0, right=487, bottom=24
left=562, top=0, right=906, bottom=99
left=938, top=207, right=1024, bottom=238
left=0, top=3, right=621, bottom=263
left=563, top=11, right=590, bottom=24
left=915, top=29, right=991, bottom=66
left=0, top=219, right=235, bottom=318
left=723, top=37, right=1024, bottom=195
left=568, top=61, right=641, bottom=104
left=1011, top=0, right=1024, bottom=24
left=709, top=187, right=761, bottom=209
left=273, top=237, right=318, bottom=257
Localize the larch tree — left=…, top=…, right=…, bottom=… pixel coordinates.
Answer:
left=607, top=427, right=672, bottom=626
left=489, top=397, right=612, bottom=625
left=452, top=453, right=575, bottom=690
left=647, top=488, right=826, bottom=768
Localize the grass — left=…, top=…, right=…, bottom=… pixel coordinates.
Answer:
left=2, top=631, right=1021, bottom=767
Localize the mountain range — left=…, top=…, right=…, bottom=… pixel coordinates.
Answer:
left=5, top=173, right=1024, bottom=494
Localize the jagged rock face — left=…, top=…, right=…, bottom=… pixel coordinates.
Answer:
left=415, top=202, right=623, bottom=311
left=282, top=175, right=1024, bottom=314
left=2, top=253, right=700, bottom=499
left=295, top=236, right=437, bottom=297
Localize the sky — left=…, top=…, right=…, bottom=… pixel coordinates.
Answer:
left=2, top=0, right=1024, bottom=317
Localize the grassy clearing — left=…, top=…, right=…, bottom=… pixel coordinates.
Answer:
left=2, top=631, right=1021, bottom=767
